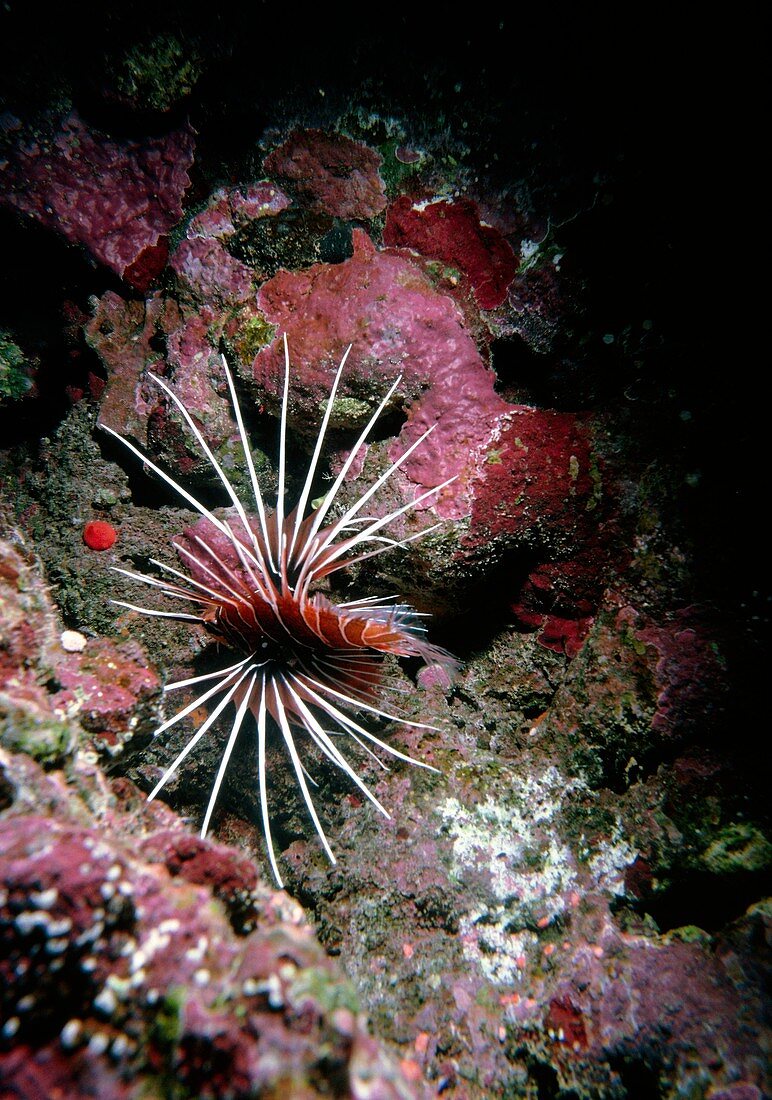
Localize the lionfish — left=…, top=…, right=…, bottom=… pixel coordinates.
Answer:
left=104, top=337, right=457, bottom=886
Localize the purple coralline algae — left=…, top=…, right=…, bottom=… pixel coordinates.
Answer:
left=0, top=111, right=195, bottom=290
left=170, top=183, right=290, bottom=304
left=264, top=128, right=387, bottom=219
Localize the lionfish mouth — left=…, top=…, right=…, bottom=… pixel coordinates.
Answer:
left=103, top=336, right=457, bottom=886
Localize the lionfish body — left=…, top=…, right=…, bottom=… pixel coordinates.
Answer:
left=104, top=337, right=456, bottom=886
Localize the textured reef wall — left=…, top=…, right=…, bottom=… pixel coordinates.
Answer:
left=0, top=11, right=767, bottom=1099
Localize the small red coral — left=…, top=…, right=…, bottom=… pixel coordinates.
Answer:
left=83, top=520, right=117, bottom=550
left=384, top=195, right=518, bottom=309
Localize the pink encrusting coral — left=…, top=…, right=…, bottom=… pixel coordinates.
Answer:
left=255, top=229, right=510, bottom=519
left=187, top=182, right=292, bottom=238
left=171, top=236, right=257, bottom=305
left=464, top=407, right=596, bottom=547
left=170, top=182, right=291, bottom=304
left=253, top=231, right=604, bottom=550
left=247, top=228, right=617, bottom=645
left=509, top=557, right=610, bottom=657
left=84, top=291, right=183, bottom=445
left=633, top=608, right=728, bottom=736
left=0, top=539, right=67, bottom=722
left=51, top=637, right=159, bottom=739
left=0, top=111, right=195, bottom=290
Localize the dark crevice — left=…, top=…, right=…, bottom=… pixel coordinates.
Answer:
left=0, top=211, right=118, bottom=447
left=607, top=1054, right=662, bottom=1099
left=622, top=869, right=772, bottom=935
left=436, top=549, right=547, bottom=660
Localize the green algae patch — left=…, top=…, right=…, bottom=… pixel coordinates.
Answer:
left=112, top=32, right=204, bottom=112
left=0, top=331, right=32, bottom=403
left=701, top=822, right=772, bottom=875
left=326, top=395, right=373, bottom=430
left=0, top=699, right=74, bottom=767
left=289, top=965, right=361, bottom=1018
left=377, top=138, right=424, bottom=194
left=663, top=925, right=713, bottom=946
left=232, top=314, right=277, bottom=365
left=152, top=985, right=186, bottom=1048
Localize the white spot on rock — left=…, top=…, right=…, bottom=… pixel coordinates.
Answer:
left=61, top=630, right=87, bottom=653
left=60, top=1019, right=82, bottom=1049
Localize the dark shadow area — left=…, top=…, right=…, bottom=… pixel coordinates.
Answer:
left=433, top=551, right=543, bottom=659
left=606, top=1055, right=661, bottom=1100
left=622, top=866, right=772, bottom=936
left=0, top=214, right=112, bottom=446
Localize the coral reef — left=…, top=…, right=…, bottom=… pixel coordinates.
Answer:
left=0, top=15, right=766, bottom=1099
left=0, top=759, right=424, bottom=1099
left=0, top=538, right=427, bottom=1097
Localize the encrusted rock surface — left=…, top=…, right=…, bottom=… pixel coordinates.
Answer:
left=384, top=196, right=518, bottom=309
left=264, top=129, right=387, bottom=220
left=0, top=111, right=195, bottom=291
left=0, top=538, right=428, bottom=1099
left=0, top=20, right=767, bottom=1098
